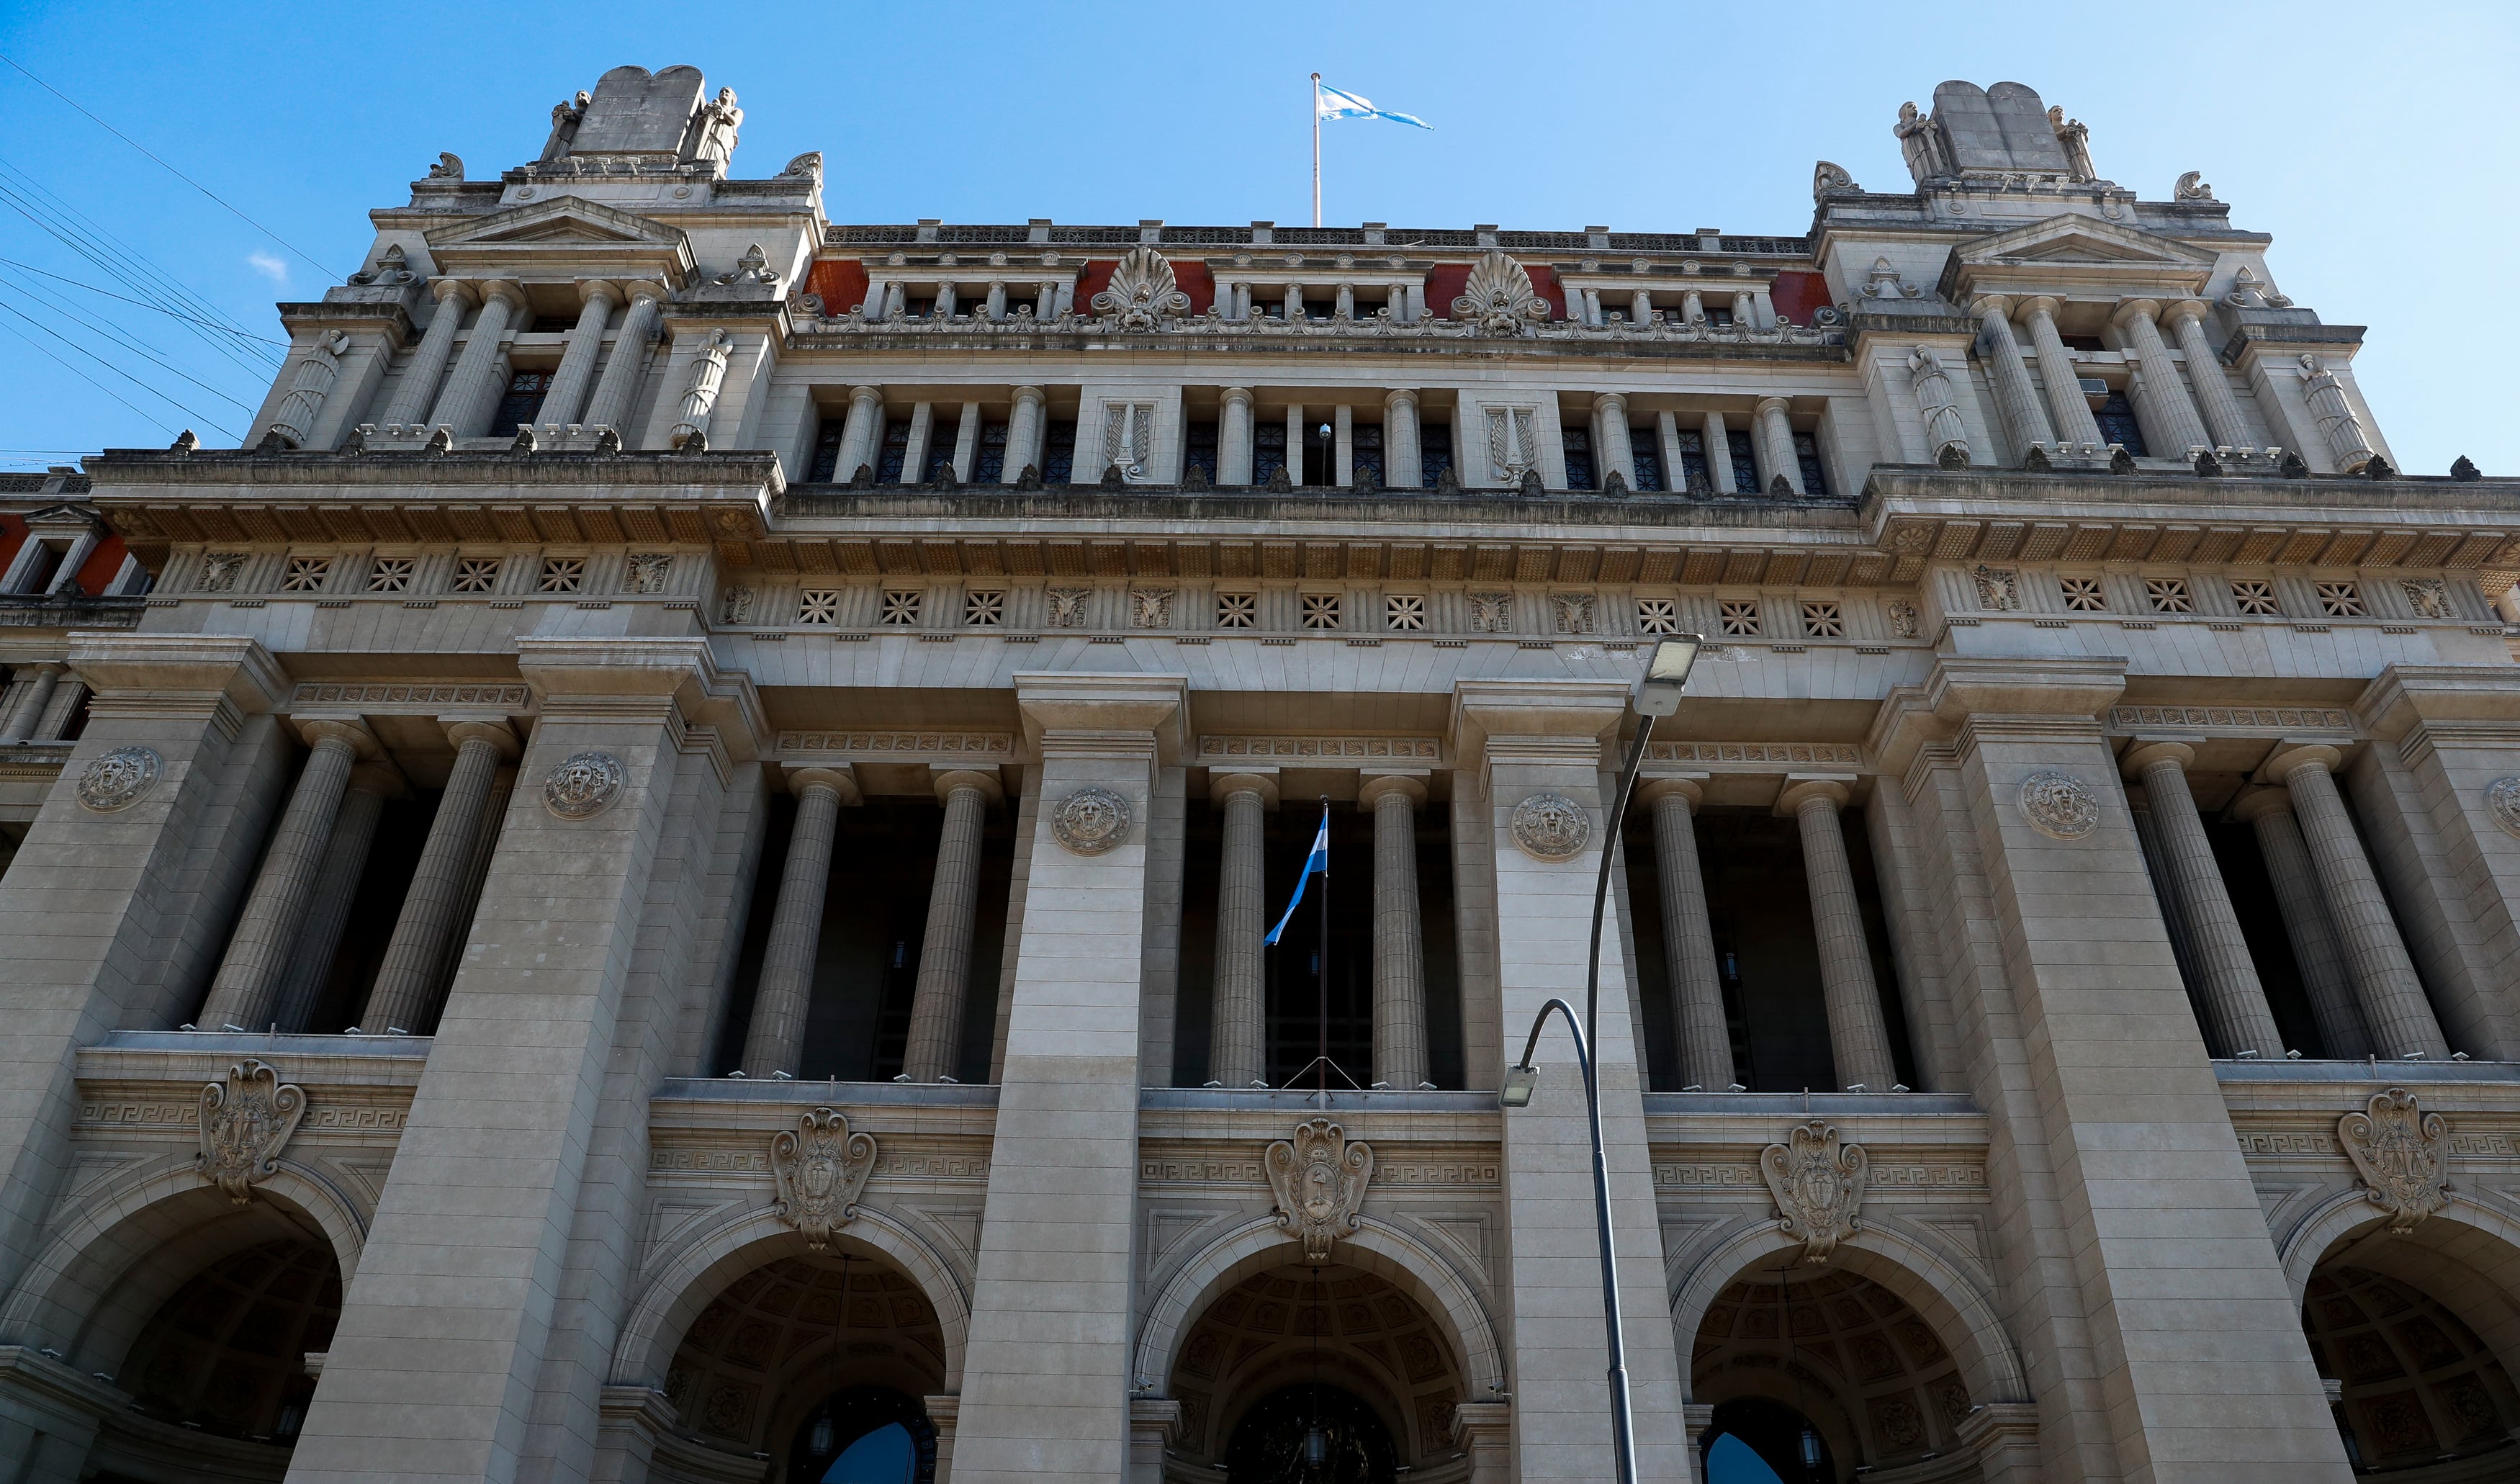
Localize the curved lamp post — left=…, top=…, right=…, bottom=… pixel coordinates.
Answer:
left=1498, top=633, right=1702, bottom=1484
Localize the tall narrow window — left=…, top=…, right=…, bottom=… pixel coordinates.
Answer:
left=1726, top=429, right=1760, bottom=493
left=1792, top=432, right=1830, bottom=497
left=1041, top=420, right=1077, bottom=483
left=1560, top=426, right=1596, bottom=491
left=1350, top=423, right=1385, bottom=488
left=2094, top=390, right=2148, bottom=456
left=1183, top=421, right=1220, bottom=485
left=876, top=419, right=913, bottom=484
left=1418, top=423, right=1452, bottom=489
left=488, top=371, right=552, bottom=438
left=973, top=421, right=1010, bottom=483
left=808, top=418, right=845, bottom=482
left=1675, top=430, right=1711, bottom=493
left=1253, top=418, right=1290, bottom=485
left=1629, top=425, right=1665, bottom=491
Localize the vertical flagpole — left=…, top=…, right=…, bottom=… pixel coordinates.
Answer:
left=1310, top=72, right=1322, bottom=228
left=1317, top=799, right=1329, bottom=1101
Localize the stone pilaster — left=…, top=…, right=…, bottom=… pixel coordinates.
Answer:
left=950, top=672, right=1184, bottom=1484
left=901, top=767, right=1003, bottom=1082
left=1361, top=773, right=1429, bottom=1089
left=1450, top=679, right=1691, bottom=1483
left=1639, top=778, right=1733, bottom=1092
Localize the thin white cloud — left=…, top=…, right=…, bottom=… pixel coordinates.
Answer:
left=247, top=251, right=287, bottom=284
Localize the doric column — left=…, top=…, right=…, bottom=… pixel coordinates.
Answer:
left=579, top=283, right=667, bottom=433
left=1361, top=774, right=1428, bottom=1089
left=2232, top=788, right=2372, bottom=1058
left=270, top=765, right=397, bottom=1033
left=1593, top=392, right=1634, bottom=486
left=1219, top=387, right=1254, bottom=485
left=2269, top=745, right=2450, bottom=1059
left=426, top=280, right=526, bottom=437
left=2110, top=299, right=2209, bottom=455
left=1383, top=389, right=1421, bottom=488
left=901, top=768, right=1004, bottom=1083
left=1680, top=288, right=1705, bottom=323
left=2163, top=300, right=2250, bottom=449
left=1700, top=411, right=1737, bottom=493
left=2016, top=296, right=2105, bottom=448
left=1004, top=386, right=1045, bottom=484
left=1282, top=284, right=1302, bottom=320
left=1629, top=288, right=1652, bottom=325
left=355, top=719, right=518, bottom=1034
left=984, top=281, right=1007, bottom=320
left=838, top=385, right=883, bottom=483
left=948, top=402, right=982, bottom=483
left=1656, top=412, right=1686, bottom=492
left=537, top=279, right=621, bottom=428
left=1969, top=294, right=2056, bottom=459
left=900, top=403, right=934, bottom=483
left=0, top=663, right=61, bottom=743
left=1641, top=779, right=1734, bottom=1092
left=739, top=767, right=860, bottom=1077
left=197, top=718, right=377, bottom=1031
left=30, top=675, right=86, bottom=742
left=1778, top=779, right=1899, bottom=1089
left=1334, top=284, right=1356, bottom=320
left=2121, top=742, right=2283, bottom=1058
left=882, top=282, right=908, bottom=321
left=1206, top=771, right=1275, bottom=1087
left=1730, top=290, right=1755, bottom=327
left=1751, top=397, right=1799, bottom=495
left=379, top=279, right=475, bottom=426
left=1035, top=282, right=1058, bottom=319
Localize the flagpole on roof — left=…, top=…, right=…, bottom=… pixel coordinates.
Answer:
left=1310, top=73, right=1323, bottom=228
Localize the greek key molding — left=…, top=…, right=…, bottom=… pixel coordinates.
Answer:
left=2108, top=705, right=2353, bottom=733
left=1139, top=1156, right=1500, bottom=1187
left=1655, top=1161, right=1984, bottom=1191
left=1645, top=742, right=1863, bottom=767
left=776, top=730, right=1015, bottom=760
left=1197, top=735, right=1441, bottom=763
left=287, top=682, right=531, bottom=712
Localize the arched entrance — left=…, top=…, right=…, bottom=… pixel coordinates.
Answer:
left=1166, top=1261, right=1466, bottom=1481
left=1691, top=1263, right=1975, bottom=1482
left=662, top=1244, right=948, bottom=1478
left=2305, top=1263, right=2520, bottom=1473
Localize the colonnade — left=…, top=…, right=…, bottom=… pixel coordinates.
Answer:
left=1969, top=292, right=2247, bottom=464
left=817, top=386, right=1050, bottom=487
left=372, top=276, right=665, bottom=439
left=0, top=662, right=85, bottom=744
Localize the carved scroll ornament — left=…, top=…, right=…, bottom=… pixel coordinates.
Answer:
left=1092, top=246, right=1192, bottom=330
left=1266, top=1118, right=1374, bottom=1263
left=1452, top=252, right=1549, bottom=337
left=2339, top=1088, right=2449, bottom=1234
left=198, top=1060, right=307, bottom=1204
left=1761, top=1119, right=1866, bottom=1263
left=772, top=1106, right=878, bottom=1250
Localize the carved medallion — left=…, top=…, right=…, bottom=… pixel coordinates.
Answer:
left=543, top=751, right=624, bottom=819
left=1510, top=793, right=1591, bottom=861
left=198, top=1059, right=307, bottom=1204
left=1760, top=1119, right=1867, bottom=1264
left=771, top=1106, right=877, bottom=1251
left=1971, top=565, right=2022, bottom=611
left=76, top=746, right=162, bottom=812
left=2486, top=778, right=2520, bottom=839
left=1265, top=1118, right=1374, bottom=1263
left=2018, top=772, right=2100, bottom=840
left=1051, top=786, right=1132, bottom=855
left=2339, top=1087, right=2449, bottom=1234
left=1451, top=251, right=1549, bottom=337
left=1089, top=246, right=1192, bottom=330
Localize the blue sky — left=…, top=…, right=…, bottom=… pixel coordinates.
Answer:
left=0, top=1, right=2511, bottom=474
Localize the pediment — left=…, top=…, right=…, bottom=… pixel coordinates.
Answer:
left=423, top=197, right=685, bottom=251
left=1955, top=215, right=2215, bottom=271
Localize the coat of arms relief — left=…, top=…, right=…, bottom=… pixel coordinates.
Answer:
left=1761, top=1120, right=1868, bottom=1264
left=1265, top=1118, right=1375, bottom=1263
left=772, top=1107, right=878, bottom=1250
left=198, top=1059, right=307, bottom=1204
left=2339, top=1087, right=2450, bottom=1234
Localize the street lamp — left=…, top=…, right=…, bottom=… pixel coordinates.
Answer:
left=1497, top=632, right=1703, bottom=1484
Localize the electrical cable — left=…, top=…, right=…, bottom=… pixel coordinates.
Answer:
left=0, top=315, right=176, bottom=435
left=0, top=255, right=288, bottom=345
left=0, top=296, right=238, bottom=436
left=0, top=276, right=258, bottom=411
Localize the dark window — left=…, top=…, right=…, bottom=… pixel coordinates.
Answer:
left=922, top=430, right=958, bottom=485
left=973, top=420, right=1010, bottom=482
left=1418, top=423, right=1452, bottom=489
left=1183, top=421, right=1220, bottom=484
left=1253, top=418, right=1289, bottom=484
left=1675, top=430, right=1712, bottom=493
left=12, top=544, right=62, bottom=595
left=1302, top=297, right=1337, bottom=321
left=2095, top=389, right=2148, bottom=456
left=1629, top=425, right=1665, bottom=491
left=1040, top=420, right=1076, bottom=483
left=1302, top=418, right=1333, bottom=486
left=1706, top=305, right=1734, bottom=327
left=487, top=370, right=552, bottom=438
left=1793, top=431, right=1830, bottom=497
left=808, top=418, right=845, bottom=482
left=527, top=315, right=575, bottom=334
left=1350, top=423, right=1384, bottom=487
left=876, top=418, right=912, bottom=483
left=2061, top=333, right=2107, bottom=352
left=1561, top=426, right=1596, bottom=491
left=1727, top=429, right=1760, bottom=492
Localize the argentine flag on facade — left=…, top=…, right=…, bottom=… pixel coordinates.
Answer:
left=1315, top=81, right=1432, bottom=131
left=1264, top=806, right=1331, bottom=947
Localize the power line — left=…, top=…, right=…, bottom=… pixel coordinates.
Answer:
left=0, top=256, right=289, bottom=343
left=0, top=296, right=238, bottom=436
left=0, top=277, right=258, bottom=412
left=0, top=317, right=177, bottom=436
left=0, top=51, right=341, bottom=279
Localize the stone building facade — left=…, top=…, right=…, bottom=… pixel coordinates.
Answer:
left=1, top=63, right=2517, bottom=1484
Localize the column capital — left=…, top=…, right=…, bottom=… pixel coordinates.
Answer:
left=2228, top=784, right=2295, bottom=823
left=575, top=279, right=626, bottom=310
left=1637, top=775, right=1705, bottom=810
left=442, top=717, right=521, bottom=760
left=1776, top=775, right=1853, bottom=814
left=2016, top=294, right=2063, bottom=321
left=1356, top=772, right=1427, bottom=809
left=296, top=716, right=382, bottom=760
left=2121, top=739, right=2199, bottom=776
left=622, top=279, right=672, bottom=307
left=2260, top=741, right=2344, bottom=783
left=348, top=761, right=409, bottom=799
left=429, top=277, right=479, bottom=309
left=1220, top=385, right=1253, bottom=407
left=2110, top=297, right=2163, bottom=328
left=932, top=765, right=1004, bottom=805
left=1593, top=390, right=1629, bottom=412
left=850, top=383, right=885, bottom=405
left=2161, top=297, right=2212, bottom=326
left=1210, top=769, right=1279, bottom=809
left=1381, top=386, right=1417, bottom=410
left=1967, top=292, right=2013, bottom=320
left=788, top=765, right=861, bottom=804
left=476, top=279, right=531, bottom=315
left=1752, top=395, right=1791, bottom=418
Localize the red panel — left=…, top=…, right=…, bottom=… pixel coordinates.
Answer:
left=1174, top=259, right=1215, bottom=315
left=808, top=259, right=869, bottom=315
left=73, top=534, right=127, bottom=595
left=1770, top=270, right=1833, bottom=327
left=1074, top=261, right=1117, bottom=315
left=1526, top=264, right=1568, bottom=321
left=0, top=515, right=24, bottom=581
left=1423, top=265, right=1468, bottom=319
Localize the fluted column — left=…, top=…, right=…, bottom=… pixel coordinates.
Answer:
left=1642, top=779, right=1734, bottom=1092
left=2017, top=295, right=2105, bottom=448
left=537, top=280, right=621, bottom=428
left=580, top=282, right=667, bottom=433
left=356, top=719, right=518, bottom=1034
left=2122, top=742, right=2283, bottom=1058
left=950, top=402, right=983, bottom=483
left=2110, top=299, right=2209, bottom=455
left=271, top=765, right=397, bottom=1033
left=2269, top=745, right=2450, bottom=1059
left=379, top=279, right=475, bottom=426
left=2232, top=788, right=2372, bottom=1059
left=426, top=280, right=526, bottom=437
left=2163, top=300, right=2250, bottom=449
left=1701, top=412, right=1737, bottom=493
left=197, top=719, right=377, bottom=1031
left=902, top=769, right=1003, bottom=1082
left=1969, top=294, right=2055, bottom=459
left=1752, top=397, right=1800, bottom=495
left=1383, top=390, right=1421, bottom=489
left=30, top=675, right=84, bottom=741
left=1361, top=775, right=1428, bottom=1090
left=1003, top=386, right=1043, bottom=485
left=0, top=663, right=60, bottom=743
left=740, top=768, right=860, bottom=1077
left=1219, top=387, right=1254, bottom=485
left=1207, top=771, right=1275, bottom=1087
left=1593, top=392, right=1634, bottom=485
left=1778, top=780, right=1898, bottom=1089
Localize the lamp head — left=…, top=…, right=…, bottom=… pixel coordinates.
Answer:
left=1498, top=1064, right=1538, bottom=1108
left=1633, top=634, right=1703, bottom=717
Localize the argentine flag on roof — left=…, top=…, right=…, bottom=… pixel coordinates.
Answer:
left=1315, top=81, right=1432, bottom=130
